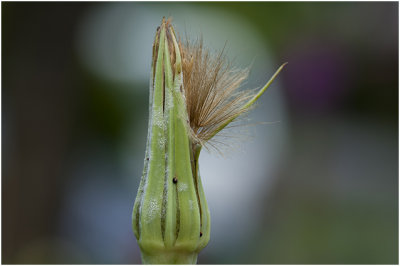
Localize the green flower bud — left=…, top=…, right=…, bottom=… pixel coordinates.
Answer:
left=132, top=17, right=286, bottom=264
left=132, top=18, right=210, bottom=264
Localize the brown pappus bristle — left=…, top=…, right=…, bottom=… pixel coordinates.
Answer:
left=180, top=38, right=256, bottom=147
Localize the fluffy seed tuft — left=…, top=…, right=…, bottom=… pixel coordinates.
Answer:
left=180, top=38, right=256, bottom=147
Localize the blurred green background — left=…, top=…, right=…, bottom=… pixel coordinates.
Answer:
left=2, top=2, right=398, bottom=264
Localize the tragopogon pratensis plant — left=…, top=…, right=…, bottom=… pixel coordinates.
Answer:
left=132, top=18, right=286, bottom=264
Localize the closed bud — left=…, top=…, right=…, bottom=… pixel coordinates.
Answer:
left=132, top=17, right=286, bottom=264
left=132, top=18, right=210, bottom=264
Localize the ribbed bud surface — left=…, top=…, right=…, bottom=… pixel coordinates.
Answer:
left=132, top=18, right=210, bottom=264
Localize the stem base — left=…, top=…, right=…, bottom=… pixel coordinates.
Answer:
left=141, top=250, right=198, bottom=264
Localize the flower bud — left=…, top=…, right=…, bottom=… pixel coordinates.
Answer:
left=132, top=18, right=210, bottom=264
left=132, top=17, right=287, bottom=264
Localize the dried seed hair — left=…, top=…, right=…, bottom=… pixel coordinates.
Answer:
left=180, top=37, right=257, bottom=148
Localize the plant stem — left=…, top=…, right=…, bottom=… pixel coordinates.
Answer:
left=141, top=250, right=198, bottom=264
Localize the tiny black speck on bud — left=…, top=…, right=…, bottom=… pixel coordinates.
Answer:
left=173, top=177, right=178, bottom=184
left=146, top=157, right=149, bottom=161
left=200, top=232, right=203, bottom=237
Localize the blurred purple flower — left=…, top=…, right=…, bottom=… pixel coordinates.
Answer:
left=283, top=40, right=352, bottom=113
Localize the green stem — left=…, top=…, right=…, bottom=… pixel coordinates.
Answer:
left=141, top=250, right=198, bottom=264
